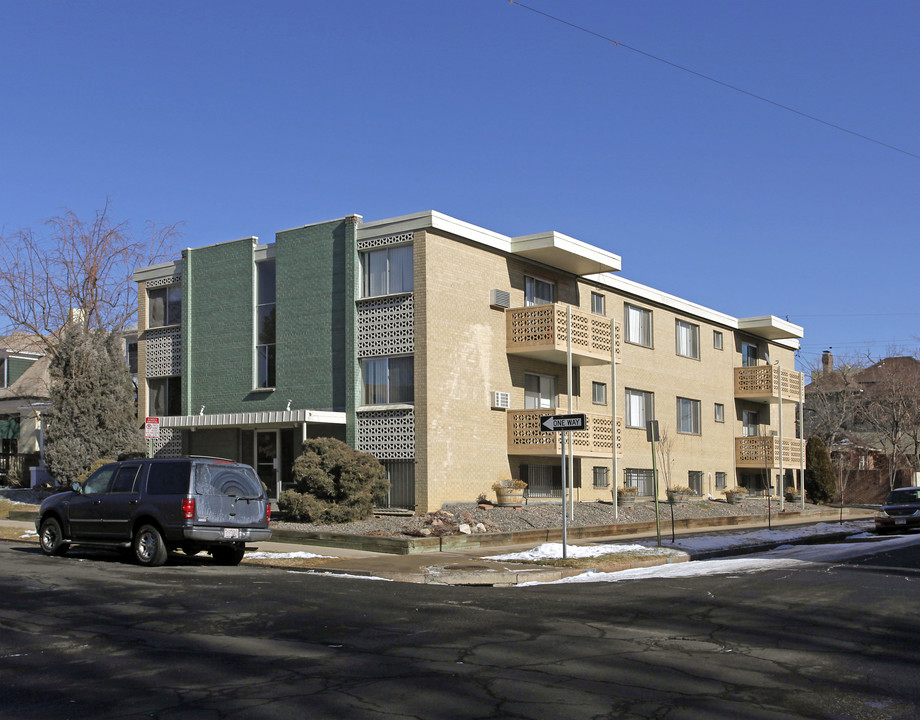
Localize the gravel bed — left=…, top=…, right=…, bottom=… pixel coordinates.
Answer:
left=273, top=498, right=822, bottom=538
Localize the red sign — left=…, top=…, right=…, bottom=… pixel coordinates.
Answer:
left=145, top=416, right=160, bottom=440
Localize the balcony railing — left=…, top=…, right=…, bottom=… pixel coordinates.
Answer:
left=735, top=436, right=804, bottom=469
left=734, top=365, right=803, bottom=403
left=506, top=304, right=618, bottom=366
left=507, top=409, right=621, bottom=458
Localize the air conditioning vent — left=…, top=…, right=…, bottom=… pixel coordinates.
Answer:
left=491, top=391, right=510, bottom=409
left=490, top=289, right=510, bottom=308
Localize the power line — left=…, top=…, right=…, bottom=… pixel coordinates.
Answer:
left=507, top=1, right=920, bottom=161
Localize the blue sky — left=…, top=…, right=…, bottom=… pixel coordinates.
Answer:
left=2, top=1, right=918, bottom=371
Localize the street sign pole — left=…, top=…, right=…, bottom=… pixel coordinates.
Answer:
left=561, top=429, right=568, bottom=559
left=647, top=420, right=662, bottom=548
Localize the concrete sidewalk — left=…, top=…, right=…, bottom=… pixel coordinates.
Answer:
left=2, top=507, right=875, bottom=586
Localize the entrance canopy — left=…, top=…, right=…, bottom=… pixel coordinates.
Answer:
left=157, top=409, right=346, bottom=430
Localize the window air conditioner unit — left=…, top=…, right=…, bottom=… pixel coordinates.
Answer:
left=490, top=289, right=510, bottom=308
left=491, top=391, right=510, bottom=409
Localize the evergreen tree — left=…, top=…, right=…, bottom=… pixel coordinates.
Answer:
left=804, top=435, right=836, bottom=504
left=44, top=325, right=144, bottom=485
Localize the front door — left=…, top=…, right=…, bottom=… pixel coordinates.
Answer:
left=256, top=430, right=280, bottom=500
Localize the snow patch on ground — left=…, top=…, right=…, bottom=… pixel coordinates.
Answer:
left=246, top=550, right=334, bottom=560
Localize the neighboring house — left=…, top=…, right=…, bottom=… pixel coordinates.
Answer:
left=133, top=210, right=805, bottom=513
left=0, top=332, right=49, bottom=485
left=806, top=352, right=920, bottom=503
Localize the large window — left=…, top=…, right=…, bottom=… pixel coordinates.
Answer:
left=525, top=276, right=555, bottom=306
left=148, top=285, right=181, bottom=327
left=149, top=376, right=181, bottom=417
left=625, top=304, right=652, bottom=347
left=625, top=388, right=654, bottom=428
left=677, top=397, right=700, bottom=434
left=742, top=342, right=758, bottom=367
left=742, top=409, right=760, bottom=437
left=361, top=356, right=414, bottom=405
left=676, top=319, right=700, bottom=359
left=625, top=468, right=654, bottom=496
left=256, top=260, right=276, bottom=388
left=525, top=373, right=556, bottom=410
left=362, top=245, right=413, bottom=297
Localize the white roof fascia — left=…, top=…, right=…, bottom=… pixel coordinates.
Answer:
left=357, top=211, right=513, bottom=253
left=159, top=409, right=347, bottom=430
left=511, top=232, right=621, bottom=275
left=133, top=260, right=182, bottom=283
left=737, top=315, right=805, bottom=341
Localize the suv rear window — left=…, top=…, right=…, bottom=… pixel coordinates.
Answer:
left=147, top=462, right=191, bottom=495
left=887, top=489, right=920, bottom=504
left=193, top=463, right=263, bottom=498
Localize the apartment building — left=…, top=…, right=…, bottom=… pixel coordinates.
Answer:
left=133, top=210, right=805, bottom=512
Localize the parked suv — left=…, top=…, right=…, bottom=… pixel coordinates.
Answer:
left=36, top=457, right=271, bottom=566
left=874, top=486, right=920, bottom=534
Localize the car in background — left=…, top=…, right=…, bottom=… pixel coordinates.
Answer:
left=36, top=457, right=271, bottom=566
left=874, top=486, right=920, bottom=534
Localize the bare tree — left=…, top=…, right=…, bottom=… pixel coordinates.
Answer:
left=656, top=423, right=675, bottom=492
left=0, top=200, right=180, bottom=354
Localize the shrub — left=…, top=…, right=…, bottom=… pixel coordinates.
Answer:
left=805, top=436, right=835, bottom=504
left=279, top=437, right=388, bottom=523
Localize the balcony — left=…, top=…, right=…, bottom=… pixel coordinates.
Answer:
left=735, top=436, right=804, bottom=469
left=734, top=365, right=804, bottom=404
left=506, top=304, right=618, bottom=366
left=507, top=409, right=621, bottom=458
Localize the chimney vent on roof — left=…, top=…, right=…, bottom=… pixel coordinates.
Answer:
left=822, top=349, right=834, bottom=373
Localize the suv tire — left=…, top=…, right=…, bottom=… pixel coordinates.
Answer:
left=134, top=524, right=168, bottom=567
left=39, top=517, right=70, bottom=556
left=212, top=545, right=246, bottom=566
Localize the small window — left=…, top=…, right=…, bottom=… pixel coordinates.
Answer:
left=0, top=358, right=6, bottom=388
left=715, top=472, right=727, bottom=489
left=688, top=470, right=703, bottom=495
left=149, top=377, right=181, bottom=417
left=676, top=320, right=700, bottom=359
left=525, top=276, right=555, bottom=306
left=625, top=468, right=655, bottom=496
left=742, top=342, right=758, bottom=367
left=525, top=373, right=556, bottom=410
left=626, top=388, right=654, bottom=428
left=591, top=292, right=606, bottom=316
left=593, top=466, right=609, bottom=488
left=713, top=330, right=723, bottom=350
left=361, top=356, right=414, bottom=405
left=677, top=397, right=701, bottom=434
left=625, top=304, right=652, bottom=348
left=148, top=285, right=181, bottom=327
left=714, top=403, right=725, bottom=423
left=592, top=381, right=607, bottom=405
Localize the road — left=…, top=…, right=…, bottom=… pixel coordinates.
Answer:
left=1, top=538, right=919, bottom=719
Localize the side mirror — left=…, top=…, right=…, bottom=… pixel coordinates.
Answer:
left=71, top=482, right=83, bottom=494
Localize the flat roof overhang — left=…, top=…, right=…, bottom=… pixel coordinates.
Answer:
left=737, top=316, right=804, bottom=341
left=158, top=409, right=346, bottom=430
left=511, top=232, right=621, bottom=276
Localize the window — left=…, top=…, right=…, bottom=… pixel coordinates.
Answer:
left=525, top=373, right=556, bottom=410
left=677, top=397, right=700, bottom=434
left=147, top=461, right=191, bottom=495
left=256, top=260, right=276, bottom=388
left=361, top=244, right=413, bottom=297
left=676, top=320, right=700, bottom=359
left=715, top=472, right=727, bottom=489
left=742, top=342, right=758, bottom=367
left=714, top=403, right=725, bottom=423
left=592, top=381, right=607, bottom=405
left=126, top=342, right=138, bottom=374
left=361, top=356, right=414, bottom=405
left=525, top=276, right=555, bottom=306
left=713, top=330, right=723, bottom=350
left=626, top=388, right=654, bottom=428
left=148, top=285, right=181, bottom=327
left=110, top=465, right=141, bottom=493
left=149, top=377, right=181, bottom=417
left=0, top=357, right=5, bottom=387
left=593, top=466, right=609, bottom=488
left=625, top=468, right=654, bottom=496
left=688, top=471, right=703, bottom=495
left=625, top=304, right=652, bottom=347
left=742, top=409, right=759, bottom=437
left=82, top=465, right=117, bottom=494
left=591, top=292, right=606, bottom=315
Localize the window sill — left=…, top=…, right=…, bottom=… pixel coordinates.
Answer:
left=251, top=386, right=275, bottom=393
left=147, top=323, right=181, bottom=331
left=357, top=403, right=414, bottom=412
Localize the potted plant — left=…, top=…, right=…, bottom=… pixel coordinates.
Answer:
left=492, top=478, right=527, bottom=507
left=723, top=486, right=747, bottom=504
left=667, top=485, right=693, bottom=504
left=785, top=488, right=803, bottom=503
left=617, top=485, right=639, bottom=506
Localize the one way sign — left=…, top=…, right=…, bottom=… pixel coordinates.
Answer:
left=540, top=413, right=587, bottom=432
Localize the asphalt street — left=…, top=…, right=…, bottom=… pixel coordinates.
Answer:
left=2, top=538, right=919, bottom=720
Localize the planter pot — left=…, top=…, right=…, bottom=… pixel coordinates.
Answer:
left=495, top=491, right=524, bottom=507
left=786, top=493, right=802, bottom=503
left=667, top=492, right=691, bottom=504
left=726, top=493, right=747, bottom=505
left=617, top=497, right=638, bottom=507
